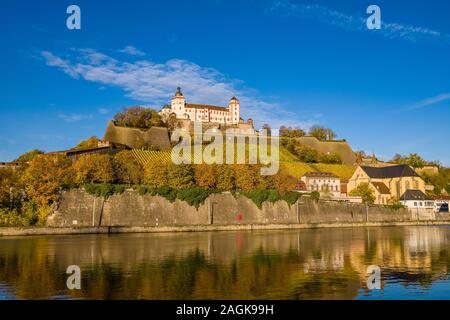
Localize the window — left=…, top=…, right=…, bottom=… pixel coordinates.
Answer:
left=414, top=202, right=417, bottom=207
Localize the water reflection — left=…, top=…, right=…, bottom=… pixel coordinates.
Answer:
left=0, top=226, right=449, bottom=299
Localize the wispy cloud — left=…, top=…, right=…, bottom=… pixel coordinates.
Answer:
left=58, top=113, right=93, bottom=123
left=98, top=108, right=111, bottom=115
left=407, top=93, right=450, bottom=110
left=118, top=46, right=146, bottom=56
left=41, top=48, right=313, bottom=129
left=267, top=1, right=450, bottom=43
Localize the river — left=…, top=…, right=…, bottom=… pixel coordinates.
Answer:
left=0, top=226, right=449, bottom=299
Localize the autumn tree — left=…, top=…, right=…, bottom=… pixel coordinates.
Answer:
left=272, top=172, right=298, bottom=195
left=73, top=154, right=114, bottom=184
left=144, top=161, right=170, bottom=187
left=194, top=164, right=217, bottom=188
left=0, top=168, right=22, bottom=208
left=216, top=165, right=235, bottom=191
left=279, top=126, right=305, bottom=138
left=167, top=164, right=195, bottom=189
left=114, top=106, right=163, bottom=129
left=113, top=150, right=144, bottom=185
left=73, top=136, right=101, bottom=150
left=349, top=183, right=375, bottom=204
left=21, top=153, right=75, bottom=206
left=14, top=149, right=44, bottom=163
left=309, top=126, right=336, bottom=141
left=233, top=164, right=259, bottom=191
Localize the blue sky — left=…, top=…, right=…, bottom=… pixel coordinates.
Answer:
left=1, top=0, right=449, bottom=165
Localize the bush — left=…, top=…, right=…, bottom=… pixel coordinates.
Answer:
left=84, top=183, right=126, bottom=198
left=0, top=201, right=40, bottom=227
left=156, top=186, right=178, bottom=202
left=177, top=187, right=216, bottom=208
left=388, top=201, right=406, bottom=210
left=310, top=191, right=320, bottom=202
left=240, top=189, right=271, bottom=208
left=282, top=191, right=301, bottom=205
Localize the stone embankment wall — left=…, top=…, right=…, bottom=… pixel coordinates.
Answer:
left=47, top=190, right=450, bottom=228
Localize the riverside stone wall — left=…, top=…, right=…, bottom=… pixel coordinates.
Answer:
left=47, top=189, right=450, bottom=228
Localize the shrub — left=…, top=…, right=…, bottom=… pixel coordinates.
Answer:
left=310, top=191, right=320, bottom=202
left=156, top=186, right=178, bottom=202
left=240, top=189, right=271, bottom=208
left=83, top=183, right=126, bottom=198
left=177, top=187, right=216, bottom=208
left=282, top=191, right=301, bottom=205
left=349, top=183, right=375, bottom=204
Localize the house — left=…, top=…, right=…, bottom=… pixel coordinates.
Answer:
left=347, top=164, right=426, bottom=205
left=399, top=189, right=434, bottom=210
left=0, top=162, right=21, bottom=170
left=160, top=87, right=241, bottom=125
left=300, top=172, right=341, bottom=198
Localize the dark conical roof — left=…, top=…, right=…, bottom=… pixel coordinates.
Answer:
left=174, top=87, right=183, bottom=97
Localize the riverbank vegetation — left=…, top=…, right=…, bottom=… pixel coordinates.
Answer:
left=0, top=149, right=302, bottom=226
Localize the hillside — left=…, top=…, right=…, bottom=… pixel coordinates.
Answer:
left=132, top=144, right=357, bottom=181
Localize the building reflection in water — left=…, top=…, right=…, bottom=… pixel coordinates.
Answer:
left=0, top=226, right=449, bottom=299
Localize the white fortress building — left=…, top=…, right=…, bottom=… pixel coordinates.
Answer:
left=160, top=87, right=241, bottom=125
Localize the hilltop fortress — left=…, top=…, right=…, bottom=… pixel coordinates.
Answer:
left=160, top=87, right=241, bottom=125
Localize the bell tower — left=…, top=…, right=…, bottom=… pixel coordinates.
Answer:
left=171, top=87, right=186, bottom=118
left=229, top=96, right=240, bottom=125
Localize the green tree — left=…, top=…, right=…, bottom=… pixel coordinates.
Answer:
left=294, top=145, right=319, bottom=163
left=349, top=183, right=376, bottom=204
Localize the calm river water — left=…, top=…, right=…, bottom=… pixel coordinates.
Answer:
left=0, top=226, right=449, bottom=299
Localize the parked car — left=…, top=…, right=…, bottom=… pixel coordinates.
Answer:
left=438, top=203, right=449, bottom=213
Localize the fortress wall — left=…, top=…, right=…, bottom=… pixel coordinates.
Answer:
left=47, top=190, right=449, bottom=228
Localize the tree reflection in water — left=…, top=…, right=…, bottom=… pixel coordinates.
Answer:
left=0, top=226, right=449, bottom=299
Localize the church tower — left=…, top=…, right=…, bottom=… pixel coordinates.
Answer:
left=171, top=87, right=186, bottom=118
left=229, top=96, right=240, bottom=125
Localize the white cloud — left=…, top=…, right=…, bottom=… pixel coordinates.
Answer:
left=267, top=1, right=450, bottom=43
left=98, top=108, right=110, bottom=115
left=118, top=46, right=146, bottom=56
left=41, top=48, right=314, bottom=129
left=407, top=93, right=450, bottom=110
left=58, top=113, right=93, bottom=122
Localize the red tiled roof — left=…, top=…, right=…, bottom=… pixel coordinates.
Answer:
left=185, top=103, right=229, bottom=112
